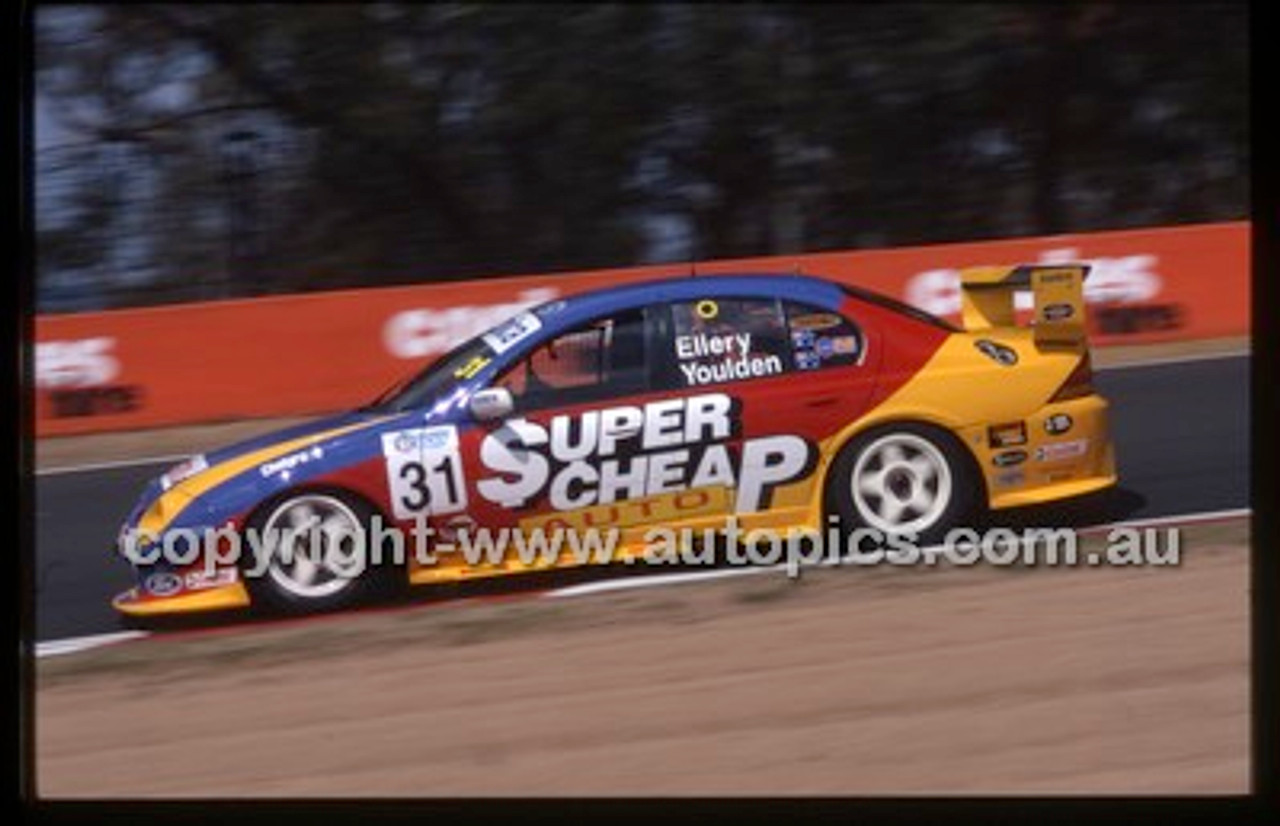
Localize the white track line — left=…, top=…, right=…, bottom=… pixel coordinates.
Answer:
left=35, top=630, right=151, bottom=659
left=37, top=454, right=190, bottom=477
left=547, top=566, right=767, bottom=599
left=543, top=507, right=1252, bottom=601
left=1078, top=507, right=1251, bottom=532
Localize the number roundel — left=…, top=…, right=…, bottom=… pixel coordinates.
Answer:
left=382, top=426, right=468, bottom=520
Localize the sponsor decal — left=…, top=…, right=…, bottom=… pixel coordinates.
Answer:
left=796, top=350, right=821, bottom=371
left=992, top=450, right=1028, bottom=468
left=36, top=337, right=121, bottom=388
left=521, top=487, right=730, bottom=533
left=994, top=469, right=1026, bottom=487
left=1095, top=303, right=1185, bottom=334
left=482, top=311, right=543, bottom=355
left=382, top=426, right=468, bottom=520
left=1042, top=302, right=1075, bottom=321
left=791, top=330, right=815, bottom=349
left=184, top=569, right=238, bottom=590
left=975, top=339, right=1018, bottom=366
left=383, top=289, right=557, bottom=359
left=815, top=337, right=834, bottom=358
left=535, top=299, right=567, bottom=316
left=160, top=454, right=209, bottom=490
left=260, top=445, right=325, bottom=478
left=435, top=513, right=478, bottom=544
left=829, top=335, right=859, bottom=356
left=420, top=428, right=451, bottom=449
left=1035, top=439, right=1089, bottom=463
left=453, top=354, right=491, bottom=380
left=675, top=332, right=784, bottom=386
left=476, top=393, right=815, bottom=515
left=39, top=336, right=143, bottom=418
left=1044, top=413, right=1073, bottom=435
left=988, top=421, right=1027, bottom=448
left=789, top=313, right=843, bottom=331
left=46, top=385, right=144, bottom=418
left=144, top=572, right=183, bottom=597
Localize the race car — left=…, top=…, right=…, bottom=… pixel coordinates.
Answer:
left=113, top=267, right=1116, bottom=617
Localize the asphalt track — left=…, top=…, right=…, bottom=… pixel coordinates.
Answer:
left=32, top=355, right=1251, bottom=642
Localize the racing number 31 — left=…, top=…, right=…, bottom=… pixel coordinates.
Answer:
left=382, top=426, right=469, bottom=520
left=400, top=454, right=460, bottom=510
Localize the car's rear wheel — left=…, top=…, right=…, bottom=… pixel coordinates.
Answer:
left=244, top=490, right=398, bottom=613
left=827, top=423, right=979, bottom=547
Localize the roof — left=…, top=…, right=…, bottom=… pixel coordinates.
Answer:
left=538, top=272, right=847, bottom=333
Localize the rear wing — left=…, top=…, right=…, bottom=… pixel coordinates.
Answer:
left=959, top=264, right=1091, bottom=347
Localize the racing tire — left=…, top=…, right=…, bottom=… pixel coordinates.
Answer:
left=243, top=489, right=401, bottom=614
left=825, top=423, right=980, bottom=549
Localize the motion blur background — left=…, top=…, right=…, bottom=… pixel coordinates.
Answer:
left=35, top=3, right=1248, bottom=313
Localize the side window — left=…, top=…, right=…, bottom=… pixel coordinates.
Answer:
left=785, top=302, right=864, bottom=370
left=669, top=297, right=791, bottom=388
left=494, top=308, right=648, bottom=409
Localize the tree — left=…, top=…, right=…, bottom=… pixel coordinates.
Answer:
left=34, top=3, right=1248, bottom=312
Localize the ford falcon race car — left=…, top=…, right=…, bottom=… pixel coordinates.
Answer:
left=114, top=267, right=1116, bottom=617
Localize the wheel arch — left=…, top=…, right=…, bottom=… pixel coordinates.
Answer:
left=819, top=413, right=989, bottom=521
left=241, top=481, right=409, bottom=580
left=246, top=481, right=391, bottom=530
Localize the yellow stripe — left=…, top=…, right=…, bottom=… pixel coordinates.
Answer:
left=140, top=416, right=395, bottom=535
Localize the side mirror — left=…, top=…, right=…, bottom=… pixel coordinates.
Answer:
left=468, top=387, right=514, bottom=421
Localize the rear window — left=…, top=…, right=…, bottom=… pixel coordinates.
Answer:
left=840, top=285, right=959, bottom=332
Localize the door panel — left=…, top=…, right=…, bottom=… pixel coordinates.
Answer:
left=404, top=295, right=887, bottom=579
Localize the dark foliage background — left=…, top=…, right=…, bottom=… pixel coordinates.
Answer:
left=34, top=3, right=1248, bottom=312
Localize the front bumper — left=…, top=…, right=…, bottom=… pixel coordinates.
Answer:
left=112, top=545, right=252, bottom=616
left=113, top=581, right=252, bottom=616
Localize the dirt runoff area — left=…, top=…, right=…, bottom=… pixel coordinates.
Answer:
left=36, top=520, right=1249, bottom=797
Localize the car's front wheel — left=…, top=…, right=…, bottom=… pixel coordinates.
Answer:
left=827, top=423, right=979, bottom=547
left=244, top=490, right=398, bottom=613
